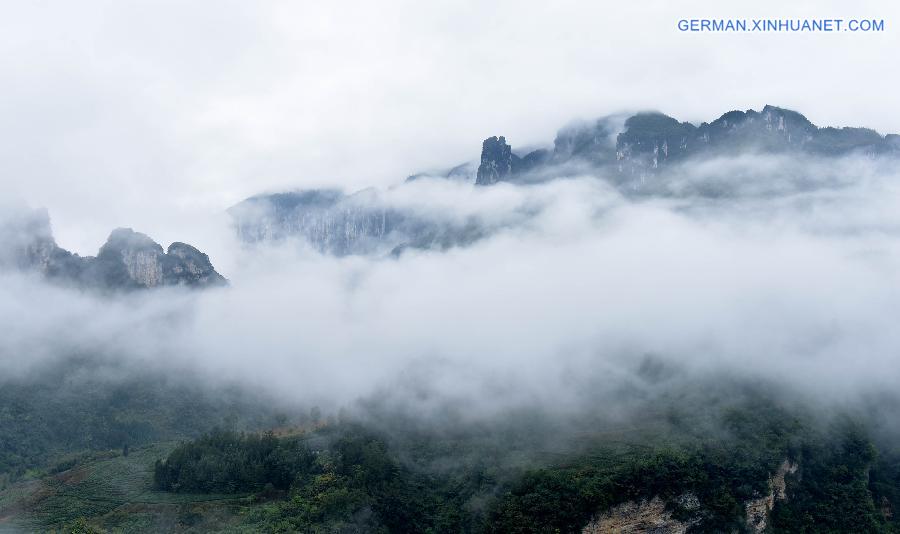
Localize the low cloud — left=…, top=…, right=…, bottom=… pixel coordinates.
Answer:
left=3, top=154, right=900, bottom=423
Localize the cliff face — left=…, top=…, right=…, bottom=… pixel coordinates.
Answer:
left=229, top=189, right=484, bottom=256
left=581, top=460, right=798, bottom=533
left=96, top=228, right=166, bottom=288
left=165, top=242, right=225, bottom=287
left=476, top=136, right=515, bottom=185
left=91, top=228, right=227, bottom=289
left=231, top=105, right=900, bottom=255
left=745, top=459, right=798, bottom=533
left=1, top=209, right=226, bottom=290
left=614, top=106, right=825, bottom=179
left=476, top=105, right=899, bottom=187
left=582, top=494, right=700, bottom=534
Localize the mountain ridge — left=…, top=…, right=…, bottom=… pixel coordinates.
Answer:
left=0, top=208, right=227, bottom=290
left=476, top=104, right=900, bottom=186
left=230, top=104, right=899, bottom=256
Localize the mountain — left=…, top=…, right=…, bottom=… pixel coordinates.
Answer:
left=0, top=208, right=226, bottom=290
left=231, top=105, right=900, bottom=255
left=478, top=105, right=899, bottom=185
left=229, top=188, right=485, bottom=256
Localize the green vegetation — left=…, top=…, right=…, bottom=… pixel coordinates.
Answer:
left=153, top=426, right=479, bottom=532
left=487, top=403, right=801, bottom=532
left=145, top=404, right=900, bottom=533
left=0, top=442, right=253, bottom=533
left=3, top=366, right=900, bottom=533
left=153, top=430, right=313, bottom=494
left=771, top=421, right=883, bottom=533
left=0, top=357, right=280, bottom=486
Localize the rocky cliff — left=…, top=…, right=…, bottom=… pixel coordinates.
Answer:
left=581, top=459, right=798, bottom=534
left=1, top=209, right=226, bottom=290
left=475, top=136, right=514, bottom=185
left=229, top=189, right=485, bottom=256
left=231, top=105, right=900, bottom=255
left=745, top=459, right=798, bottom=533
left=582, top=494, right=700, bottom=534
left=476, top=105, right=898, bottom=187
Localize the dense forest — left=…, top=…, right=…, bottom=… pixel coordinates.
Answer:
left=147, top=395, right=900, bottom=532
left=3, top=361, right=900, bottom=532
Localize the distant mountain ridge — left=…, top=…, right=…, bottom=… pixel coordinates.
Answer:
left=0, top=208, right=226, bottom=290
left=231, top=105, right=899, bottom=256
left=475, top=105, right=899, bottom=186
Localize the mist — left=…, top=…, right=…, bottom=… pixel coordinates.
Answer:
left=3, top=153, right=900, bottom=425
left=4, top=2, right=900, bottom=529
left=2, top=1, right=898, bottom=256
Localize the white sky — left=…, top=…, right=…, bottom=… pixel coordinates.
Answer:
left=1, top=0, right=898, bottom=253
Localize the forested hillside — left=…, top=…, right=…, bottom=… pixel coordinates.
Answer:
left=4, top=374, right=900, bottom=533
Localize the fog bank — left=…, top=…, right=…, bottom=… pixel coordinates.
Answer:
left=2, top=154, right=900, bottom=421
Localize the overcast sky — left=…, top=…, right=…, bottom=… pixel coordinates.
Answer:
left=1, top=0, right=898, bottom=254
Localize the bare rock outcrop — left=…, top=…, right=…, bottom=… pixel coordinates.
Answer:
left=745, top=459, right=798, bottom=533
left=1, top=209, right=226, bottom=290
left=582, top=493, right=700, bottom=534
